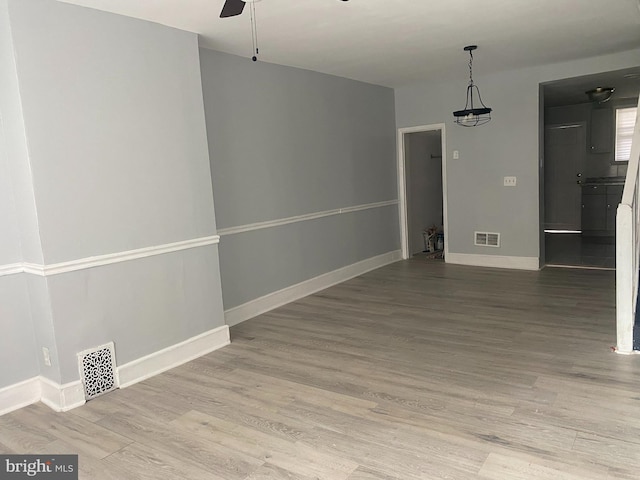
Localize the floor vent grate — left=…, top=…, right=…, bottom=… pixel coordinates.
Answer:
left=475, top=231, right=500, bottom=247
left=77, top=342, right=118, bottom=400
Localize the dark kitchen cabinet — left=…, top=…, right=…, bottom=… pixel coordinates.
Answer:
left=582, top=190, right=606, bottom=231
left=582, top=184, right=623, bottom=233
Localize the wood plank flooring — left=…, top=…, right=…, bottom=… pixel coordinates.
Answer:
left=2, top=259, right=640, bottom=479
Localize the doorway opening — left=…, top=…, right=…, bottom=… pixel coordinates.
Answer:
left=397, top=124, right=448, bottom=260
left=540, top=67, right=640, bottom=269
left=542, top=122, right=611, bottom=268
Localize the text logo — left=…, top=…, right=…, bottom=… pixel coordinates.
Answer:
left=0, top=455, right=77, bottom=479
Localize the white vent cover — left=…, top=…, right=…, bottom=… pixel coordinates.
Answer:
left=475, top=231, right=500, bottom=247
left=77, top=342, right=119, bottom=400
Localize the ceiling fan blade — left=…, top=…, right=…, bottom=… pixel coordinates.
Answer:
left=220, top=0, right=246, bottom=18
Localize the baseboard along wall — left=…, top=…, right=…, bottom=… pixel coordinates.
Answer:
left=0, top=325, right=230, bottom=416
left=446, top=253, right=540, bottom=271
left=225, top=250, right=403, bottom=327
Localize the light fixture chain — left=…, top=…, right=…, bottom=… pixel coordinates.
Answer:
left=468, top=50, right=474, bottom=86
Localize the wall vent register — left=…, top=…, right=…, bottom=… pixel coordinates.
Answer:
left=475, top=231, right=500, bottom=247
left=77, top=342, right=119, bottom=400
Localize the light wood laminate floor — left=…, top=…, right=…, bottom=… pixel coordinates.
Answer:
left=2, top=259, right=639, bottom=479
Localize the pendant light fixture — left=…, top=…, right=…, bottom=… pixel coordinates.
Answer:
left=453, top=45, right=492, bottom=127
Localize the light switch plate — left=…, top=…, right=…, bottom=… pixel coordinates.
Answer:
left=453, top=150, right=459, bottom=160
left=504, top=176, right=517, bottom=187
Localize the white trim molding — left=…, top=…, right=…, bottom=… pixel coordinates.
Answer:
left=397, top=124, right=449, bottom=260
left=446, top=253, right=540, bottom=271
left=0, top=235, right=220, bottom=278
left=117, top=325, right=230, bottom=388
left=0, top=377, right=41, bottom=416
left=0, top=376, right=85, bottom=416
left=0, top=325, right=231, bottom=416
left=225, top=250, right=402, bottom=326
left=0, top=263, right=24, bottom=277
left=39, top=377, right=86, bottom=412
left=218, top=200, right=398, bottom=236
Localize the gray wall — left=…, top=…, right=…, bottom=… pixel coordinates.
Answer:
left=406, top=131, right=443, bottom=255
left=395, top=48, right=640, bottom=260
left=0, top=276, right=39, bottom=387
left=0, top=113, right=40, bottom=387
left=0, top=0, right=39, bottom=389
left=200, top=49, right=399, bottom=310
left=47, top=247, right=224, bottom=381
left=0, top=0, right=43, bottom=265
left=9, top=0, right=217, bottom=264
left=218, top=207, right=399, bottom=307
left=0, top=116, right=21, bottom=265
left=0, top=118, right=21, bottom=266
left=1, top=0, right=226, bottom=385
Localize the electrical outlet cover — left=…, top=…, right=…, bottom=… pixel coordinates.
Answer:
left=504, top=176, right=517, bottom=186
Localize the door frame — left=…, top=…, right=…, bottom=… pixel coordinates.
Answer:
left=396, top=123, right=449, bottom=260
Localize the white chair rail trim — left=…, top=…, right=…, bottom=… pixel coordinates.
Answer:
left=0, top=235, right=220, bottom=278
left=218, top=200, right=399, bottom=236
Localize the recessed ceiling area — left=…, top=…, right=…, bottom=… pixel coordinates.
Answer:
left=57, top=0, right=640, bottom=87
left=543, top=67, right=640, bottom=107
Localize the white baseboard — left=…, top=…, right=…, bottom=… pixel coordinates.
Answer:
left=225, top=250, right=403, bottom=327
left=0, top=325, right=231, bottom=416
left=39, top=377, right=85, bottom=412
left=446, top=253, right=540, bottom=271
left=0, top=377, right=41, bottom=416
left=0, top=376, right=85, bottom=416
left=117, top=325, right=230, bottom=388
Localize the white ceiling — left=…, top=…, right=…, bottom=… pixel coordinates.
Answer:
left=58, top=0, right=640, bottom=88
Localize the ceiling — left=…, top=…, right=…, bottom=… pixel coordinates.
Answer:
left=544, top=67, right=640, bottom=107
left=58, top=0, right=640, bottom=88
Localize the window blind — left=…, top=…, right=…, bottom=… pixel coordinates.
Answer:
left=615, top=107, right=638, bottom=162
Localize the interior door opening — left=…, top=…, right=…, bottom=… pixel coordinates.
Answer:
left=397, top=125, right=448, bottom=261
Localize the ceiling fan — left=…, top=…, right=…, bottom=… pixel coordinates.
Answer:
left=220, top=0, right=349, bottom=18
left=219, top=0, right=262, bottom=60
left=219, top=0, right=256, bottom=18
left=219, top=0, right=349, bottom=60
